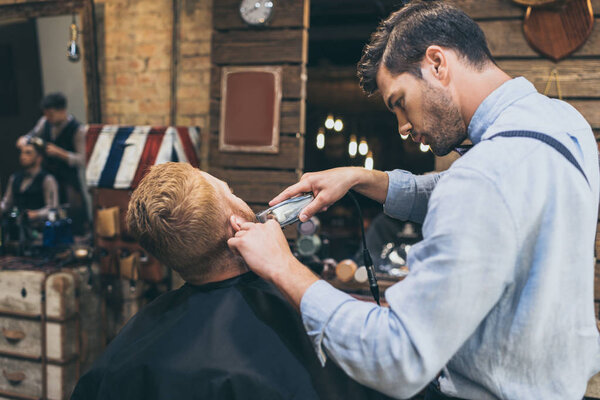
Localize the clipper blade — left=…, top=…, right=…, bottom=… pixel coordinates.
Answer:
left=255, top=194, right=314, bottom=227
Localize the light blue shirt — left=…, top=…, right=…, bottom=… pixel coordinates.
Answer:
left=300, top=77, right=600, bottom=399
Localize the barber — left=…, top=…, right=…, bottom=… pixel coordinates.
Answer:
left=228, top=2, right=600, bottom=400
left=18, top=92, right=88, bottom=232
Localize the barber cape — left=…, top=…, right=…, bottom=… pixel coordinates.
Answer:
left=71, top=272, right=389, bottom=400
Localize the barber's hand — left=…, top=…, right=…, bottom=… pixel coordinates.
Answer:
left=228, top=217, right=295, bottom=283
left=16, top=136, right=28, bottom=149
left=45, top=143, right=68, bottom=160
left=270, top=167, right=361, bottom=222
left=228, top=216, right=319, bottom=308
left=26, top=210, right=39, bottom=220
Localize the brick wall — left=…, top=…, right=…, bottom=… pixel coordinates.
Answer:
left=96, top=0, right=212, bottom=164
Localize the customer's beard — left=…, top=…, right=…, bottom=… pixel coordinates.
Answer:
left=419, top=82, right=467, bottom=156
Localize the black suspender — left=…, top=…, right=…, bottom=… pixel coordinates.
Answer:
left=454, top=130, right=590, bottom=187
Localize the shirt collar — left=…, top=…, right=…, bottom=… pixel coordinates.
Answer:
left=467, top=77, right=537, bottom=144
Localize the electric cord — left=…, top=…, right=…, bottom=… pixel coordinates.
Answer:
left=347, top=191, right=380, bottom=306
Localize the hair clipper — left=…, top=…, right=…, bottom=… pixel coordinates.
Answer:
left=255, top=194, right=314, bottom=228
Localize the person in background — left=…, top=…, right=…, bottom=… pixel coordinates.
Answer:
left=18, top=92, right=88, bottom=233
left=1, top=140, right=58, bottom=221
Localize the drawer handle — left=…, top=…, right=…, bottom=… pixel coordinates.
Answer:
left=2, top=329, right=25, bottom=343
left=3, top=370, right=25, bottom=385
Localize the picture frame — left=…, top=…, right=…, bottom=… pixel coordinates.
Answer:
left=219, top=66, right=282, bottom=153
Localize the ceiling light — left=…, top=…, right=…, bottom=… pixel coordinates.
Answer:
left=325, top=114, right=334, bottom=130
left=333, top=119, right=343, bottom=132
left=365, top=151, right=373, bottom=170
left=358, top=138, right=368, bottom=156
left=348, top=134, right=357, bottom=157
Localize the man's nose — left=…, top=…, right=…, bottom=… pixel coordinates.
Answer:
left=398, top=121, right=412, bottom=136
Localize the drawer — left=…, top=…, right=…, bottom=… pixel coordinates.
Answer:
left=0, top=271, right=46, bottom=317
left=0, top=356, right=78, bottom=400
left=0, top=316, right=41, bottom=359
left=0, top=357, right=42, bottom=399
left=0, top=316, right=78, bottom=362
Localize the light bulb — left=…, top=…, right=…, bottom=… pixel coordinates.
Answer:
left=348, top=134, right=357, bottom=157
left=325, top=114, right=334, bottom=130
left=358, top=139, right=368, bottom=156
left=400, top=133, right=409, bottom=140
left=67, top=17, right=80, bottom=62
left=316, top=130, right=325, bottom=149
left=365, top=151, right=374, bottom=170
left=333, top=119, right=343, bottom=132
left=420, top=143, right=430, bottom=152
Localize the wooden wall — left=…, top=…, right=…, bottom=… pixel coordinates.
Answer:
left=437, top=0, right=600, bottom=171
left=209, top=0, right=309, bottom=222
left=449, top=0, right=600, bottom=133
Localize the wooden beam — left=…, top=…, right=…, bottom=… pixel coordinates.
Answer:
left=81, top=0, right=102, bottom=123
left=452, top=0, right=600, bottom=19
left=482, top=18, right=600, bottom=58
left=0, top=0, right=85, bottom=19
left=212, top=29, right=307, bottom=65
left=209, top=134, right=302, bottom=169
left=210, top=99, right=304, bottom=134
left=213, top=0, right=308, bottom=30
left=498, top=59, right=600, bottom=98
left=209, top=168, right=299, bottom=184
left=211, top=65, right=305, bottom=100
left=209, top=168, right=299, bottom=204
left=308, top=0, right=600, bottom=20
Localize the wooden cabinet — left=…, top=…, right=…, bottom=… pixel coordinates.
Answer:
left=0, top=264, right=104, bottom=400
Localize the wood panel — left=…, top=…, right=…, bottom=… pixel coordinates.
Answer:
left=211, top=65, right=305, bottom=100
left=210, top=99, right=304, bottom=134
left=210, top=168, right=299, bottom=204
left=568, top=100, right=600, bottom=129
left=213, top=0, right=309, bottom=30
left=498, top=59, right=600, bottom=98
left=0, top=0, right=84, bottom=19
left=482, top=18, right=600, bottom=58
left=450, top=0, right=600, bottom=19
left=212, top=29, right=308, bottom=65
left=210, top=134, right=302, bottom=169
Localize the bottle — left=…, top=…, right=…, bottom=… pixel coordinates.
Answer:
left=59, top=217, right=74, bottom=245
left=43, top=210, right=57, bottom=248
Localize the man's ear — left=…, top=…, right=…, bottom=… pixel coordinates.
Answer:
left=422, top=45, right=449, bottom=85
left=229, top=214, right=246, bottom=233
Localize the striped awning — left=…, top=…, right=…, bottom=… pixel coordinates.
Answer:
left=85, top=125, right=200, bottom=189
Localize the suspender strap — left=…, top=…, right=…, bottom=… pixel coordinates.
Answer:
left=486, top=130, right=590, bottom=187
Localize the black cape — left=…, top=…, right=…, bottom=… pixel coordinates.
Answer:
left=71, top=272, right=391, bottom=400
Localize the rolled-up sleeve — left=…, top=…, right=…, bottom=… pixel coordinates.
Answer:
left=383, top=170, right=445, bottom=224
left=300, top=167, right=518, bottom=399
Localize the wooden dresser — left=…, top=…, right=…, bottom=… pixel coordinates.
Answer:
left=0, top=262, right=104, bottom=400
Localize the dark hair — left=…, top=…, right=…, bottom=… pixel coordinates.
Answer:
left=40, top=92, right=67, bottom=110
left=358, top=0, right=494, bottom=95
